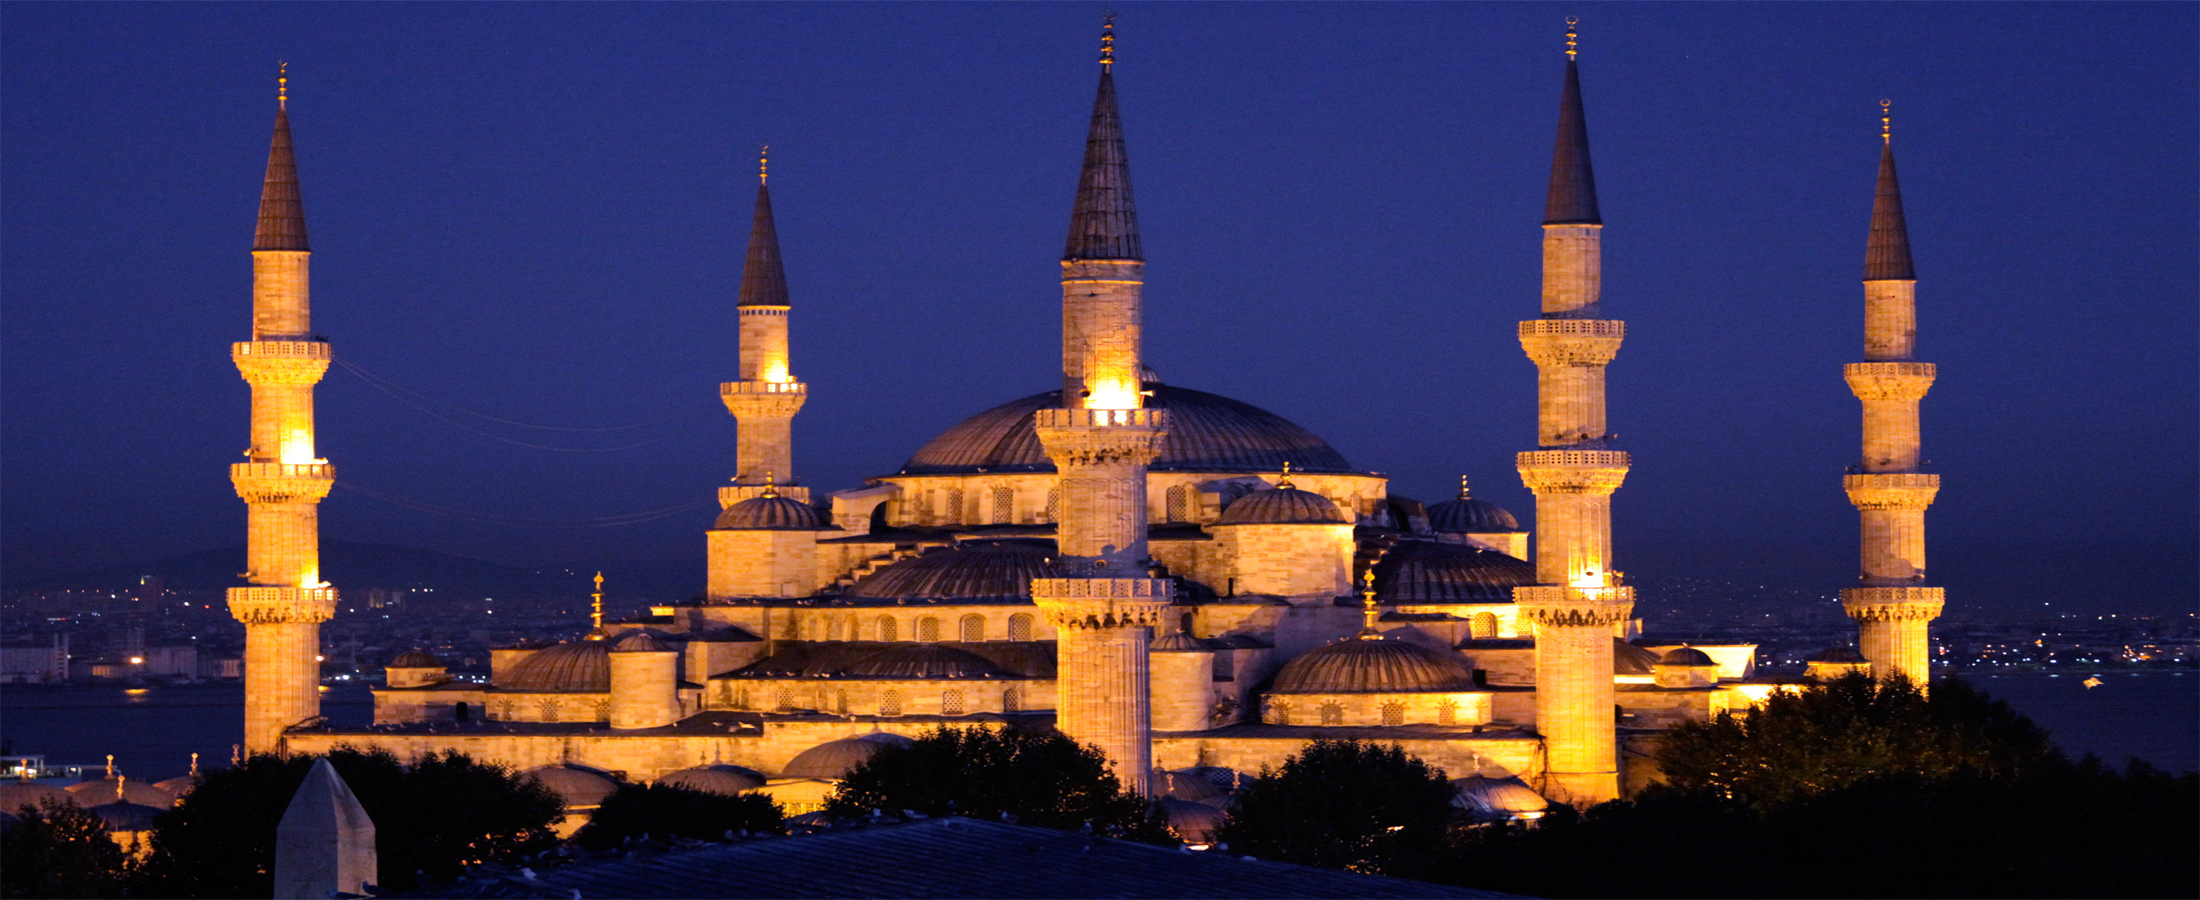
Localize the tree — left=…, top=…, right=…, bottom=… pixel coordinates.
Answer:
left=135, top=748, right=563, bottom=898
left=573, top=783, right=783, bottom=851
left=1654, top=672, right=2057, bottom=811
left=0, top=799, right=134, bottom=899
left=824, top=725, right=1167, bottom=841
left=1210, top=739, right=1456, bottom=878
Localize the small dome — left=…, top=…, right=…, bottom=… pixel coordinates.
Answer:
left=1659, top=647, right=1716, bottom=667
left=1160, top=770, right=1228, bottom=805
left=1614, top=640, right=1662, bottom=676
left=781, top=737, right=893, bottom=780
left=655, top=765, right=765, bottom=796
left=1453, top=775, right=1549, bottom=818
left=714, top=494, right=823, bottom=530
left=500, top=640, right=611, bottom=692
left=1159, top=797, right=1223, bottom=844
left=1271, top=639, right=1476, bottom=694
left=1150, top=631, right=1208, bottom=652
left=65, top=777, right=172, bottom=808
left=388, top=649, right=444, bottom=668
left=1214, top=485, right=1346, bottom=526
left=1426, top=496, right=1520, bottom=533
left=844, top=645, right=1002, bottom=679
left=847, top=540, right=1057, bottom=602
left=1371, top=539, right=1536, bottom=602
left=89, top=801, right=164, bottom=832
left=523, top=765, right=619, bottom=809
left=0, top=781, right=75, bottom=813
left=1809, top=646, right=1868, bottom=664
left=151, top=776, right=199, bottom=801
left=611, top=632, right=675, bottom=653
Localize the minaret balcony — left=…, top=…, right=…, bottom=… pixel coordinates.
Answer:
left=1033, top=408, right=1169, bottom=468
left=231, top=462, right=334, bottom=504
left=233, top=340, right=331, bottom=386
left=1513, top=584, right=1635, bottom=626
left=720, top=380, right=808, bottom=418
left=1516, top=450, right=1630, bottom=495
left=1844, top=362, right=1936, bottom=401
left=1843, top=473, right=1939, bottom=510
left=1031, top=576, right=1174, bottom=629
left=226, top=585, right=339, bottom=624
left=1840, top=586, right=1945, bottom=621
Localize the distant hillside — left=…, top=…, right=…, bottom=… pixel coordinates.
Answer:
left=5, top=540, right=703, bottom=603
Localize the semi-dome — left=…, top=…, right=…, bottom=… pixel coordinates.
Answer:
left=900, top=385, right=1356, bottom=475
left=523, top=765, right=618, bottom=808
left=389, top=649, right=444, bottom=668
left=611, top=632, right=675, bottom=653
left=655, top=765, right=765, bottom=796
left=1453, top=775, right=1549, bottom=819
left=780, top=737, right=893, bottom=779
left=1426, top=494, right=1521, bottom=533
left=65, top=777, right=172, bottom=808
left=847, top=540, right=1056, bottom=602
left=1159, top=797, right=1223, bottom=844
left=1150, top=631, right=1209, bottom=652
left=1370, top=539, right=1536, bottom=603
left=1614, top=639, right=1661, bottom=676
left=1659, top=647, right=1716, bottom=667
left=1271, top=638, right=1476, bottom=693
left=844, top=645, right=1003, bottom=679
left=715, top=493, right=823, bottom=530
left=1808, top=646, right=1867, bottom=664
left=500, top=640, right=611, bottom=692
left=151, top=775, right=200, bottom=801
left=89, top=800, right=165, bottom=833
left=0, top=781, right=74, bottom=813
left=1214, top=485, right=1346, bottom=526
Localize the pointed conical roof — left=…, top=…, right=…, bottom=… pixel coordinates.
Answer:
left=1063, top=68, right=1141, bottom=261
left=254, top=106, right=310, bottom=251
left=1865, top=140, right=1915, bottom=280
left=738, top=181, right=790, bottom=307
left=1543, top=59, right=1601, bottom=226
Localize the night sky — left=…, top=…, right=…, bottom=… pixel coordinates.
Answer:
left=4, top=4, right=2194, bottom=614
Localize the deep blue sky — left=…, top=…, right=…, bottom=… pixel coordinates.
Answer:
left=4, top=3, right=2194, bottom=613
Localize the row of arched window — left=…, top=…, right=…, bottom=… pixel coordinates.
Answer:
left=813, top=612, right=1037, bottom=643
left=738, top=683, right=1021, bottom=717
left=1266, top=698, right=1455, bottom=727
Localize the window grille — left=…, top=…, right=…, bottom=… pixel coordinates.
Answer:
left=1002, top=687, right=1021, bottom=713
left=992, top=486, right=1014, bottom=523
left=1320, top=702, right=1344, bottom=726
left=917, top=616, right=941, bottom=642
left=1438, top=700, right=1458, bottom=726
left=1381, top=702, right=1405, bottom=727
left=775, top=686, right=795, bottom=710
left=960, top=614, right=985, bottom=642
left=1471, top=612, right=1499, bottom=639
left=595, top=699, right=612, bottom=721
left=1008, top=614, right=1034, bottom=641
left=881, top=690, right=904, bottom=717
left=1166, top=485, right=1190, bottom=522
left=942, top=689, right=964, bottom=715
left=945, top=489, right=964, bottom=524
left=879, top=616, right=897, bottom=642
left=1045, top=487, right=1060, bottom=521
left=539, top=699, right=560, bottom=723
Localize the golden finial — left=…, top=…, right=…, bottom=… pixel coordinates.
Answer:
left=1358, top=568, right=1382, bottom=637
left=759, top=144, right=769, bottom=185
left=106, top=754, right=115, bottom=778
left=1277, top=461, right=1294, bottom=489
left=231, top=744, right=241, bottom=767
left=1566, top=17, right=1579, bottom=60
left=1459, top=475, right=1472, bottom=500
left=116, top=775, right=127, bottom=802
left=1100, top=11, right=1117, bottom=70
left=591, top=572, right=605, bottom=630
left=1881, top=99, right=1892, bottom=144
left=278, top=61, right=289, bottom=111
left=761, top=469, right=779, bottom=498
left=189, top=753, right=199, bottom=778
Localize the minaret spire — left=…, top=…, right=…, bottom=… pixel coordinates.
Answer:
left=1544, top=22, right=1600, bottom=227
left=1865, top=101, right=1915, bottom=281
left=256, top=63, right=309, bottom=253
left=739, top=148, right=790, bottom=309
left=1064, top=15, right=1140, bottom=263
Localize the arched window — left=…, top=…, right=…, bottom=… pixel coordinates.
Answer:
left=826, top=616, right=843, bottom=641
left=774, top=686, right=795, bottom=711
left=1007, top=613, right=1035, bottom=642
left=1045, top=486, right=1061, bottom=522
left=944, top=489, right=964, bottom=524
left=881, top=690, right=904, bottom=717
left=1166, top=485, right=1190, bottom=523
left=942, top=689, right=965, bottom=716
left=878, top=616, right=897, bottom=642
left=1438, top=699, right=1458, bottom=726
left=1002, top=687, right=1021, bottom=713
left=1470, top=612, right=1499, bottom=639
left=539, top=698, right=561, bottom=723
left=917, top=616, right=941, bottom=642
left=1380, top=701, right=1405, bottom=727
left=1320, top=702, right=1344, bottom=726
left=992, top=486, right=1014, bottom=523
left=1179, top=611, right=1195, bottom=636
left=960, top=614, right=985, bottom=642
left=836, top=689, right=850, bottom=716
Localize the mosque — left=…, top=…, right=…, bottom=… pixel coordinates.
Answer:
left=217, top=22, right=1939, bottom=825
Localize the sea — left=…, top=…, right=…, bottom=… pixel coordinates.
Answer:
left=0, top=673, right=2193, bottom=784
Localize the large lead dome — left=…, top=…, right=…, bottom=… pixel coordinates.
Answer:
left=900, top=385, right=1355, bottom=475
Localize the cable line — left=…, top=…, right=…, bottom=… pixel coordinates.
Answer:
left=335, top=481, right=717, bottom=528
left=333, top=354, right=692, bottom=432
left=332, top=356, right=691, bottom=453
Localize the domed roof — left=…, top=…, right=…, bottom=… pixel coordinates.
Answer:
left=1271, top=638, right=1476, bottom=694
left=0, top=781, right=74, bottom=813
left=1370, top=539, right=1536, bottom=603
left=1659, top=647, right=1716, bottom=667
left=1159, top=797, right=1223, bottom=843
left=1614, top=639, right=1661, bottom=676
left=1214, top=485, right=1346, bottom=526
left=780, top=737, right=893, bottom=779
left=847, top=540, right=1056, bottom=602
left=1160, top=770, right=1228, bottom=805
left=65, top=777, right=172, bottom=808
left=655, top=765, right=765, bottom=796
left=151, top=776, right=200, bottom=800
left=1809, top=646, right=1868, bottom=664
left=1149, top=631, right=1208, bottom=652
left=844, top=645, right=1003, bottom=679
left=611, top=632, right=676, bottom=653
left=1453, top=775, right=1549, bottom=818
left=1426, top=487, right=1521, bottom=533
left=389, top=649, right=443, bottom=668
left=89, top=800, right=165, bottom=832
left=900, top=385, right=1356, bottom=476
left=500, top=640, right=611, bottom=692
left=715, top=493, right=823, bottom=530
left=523, top=765, right=619, bottom=808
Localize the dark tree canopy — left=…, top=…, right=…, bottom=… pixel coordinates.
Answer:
left=135, top=748, right=562, bottom=898
left=824, top=726, right=1167, bottom=841
left=1654, top=672, right=2058, bottom=811
left=0, top=799, right=134, bottom=899
left=1211, top=739, right=1457, bottom=878
left=573, top=783, right=783, bottom=851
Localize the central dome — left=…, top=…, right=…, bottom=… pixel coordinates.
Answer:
left=847, top=540, right=1057, bottom=602
left=1271, top=638, right=1477, bottom=693
left=900, top=385, right=1355, bottom=475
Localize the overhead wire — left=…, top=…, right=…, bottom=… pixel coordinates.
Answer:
left=332, top=355, right=694, bottom=451
left=335, top=481, right=717, bottom=528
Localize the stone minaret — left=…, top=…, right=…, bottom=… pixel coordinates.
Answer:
left=1512, top=28, right=1634, bottom=806
left=1840, top=104, right=1942, bottom=684
left=1030, top=18, right=1172, bottom=797
left=720, top=150, right=809, bottom=507
left=229, top=67, right=337, bottom=755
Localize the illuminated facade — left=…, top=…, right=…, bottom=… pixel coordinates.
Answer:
left=1840, top=107, right=1944, bottom=683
